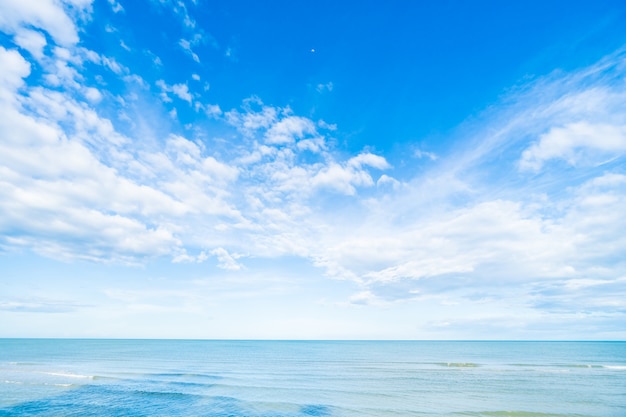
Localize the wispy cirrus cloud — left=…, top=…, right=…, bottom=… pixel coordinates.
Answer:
left=307, top=50, right=626, bottom=323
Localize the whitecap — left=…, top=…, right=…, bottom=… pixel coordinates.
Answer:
left=41, top=371, right=94, bottom=379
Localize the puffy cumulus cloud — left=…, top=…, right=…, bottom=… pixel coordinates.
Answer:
left=225, top=100, right=392, bottom=200
left=26, top=87, right=127, bottom=147
left=348, top=153, right=390, bottom=170
left=0, top=46, right=30, bottom=101
left=520, top=122, right=626, bottom=171
left=226, top=98, right=278, bottom=136
left=12, top=28, right=47, bottom=61
left=376, top=174, right=401, bottom=190
left=265, top=116, right=317, bottom=145
left=210, top=247, right=243, bottom=270
left=107, top=0, right=124, bottom=13
left=0, top=87, right=186, bottom=261
left=0, top=0, right=90, bottom=47
left=83, top=86, right=102, bottom=103
left=156, top=80, right=193, bottom=104
left=0, top=42, right=391, bottom=265
left=0, top=42, right=241, bottom=262
left=310, top=154, right=389, bottom=195
left=202, top=103, right=222, bottom=117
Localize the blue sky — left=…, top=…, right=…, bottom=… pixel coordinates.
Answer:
left=1, top=0, right=626, bottom=339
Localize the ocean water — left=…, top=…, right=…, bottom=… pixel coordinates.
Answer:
left=0, top=340, right=624, bottom=416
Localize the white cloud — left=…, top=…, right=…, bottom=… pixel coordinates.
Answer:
left=171, top=83, right=192, bottom=103
left=265, top=116, right=317, bottom=145
left=226, top=101, right=278, bottom=136
left=311, top=162, right=376, bottom=195
left=520, top=122, right=626, bottom=171
left=183, top=14, right=195, bottom=29
left=204, top=103, right=221, bottom=117
left=318, top=120, right=337, bottom=131
left=297, top=137, right=326, bottom=153
left=376, top=174, right=401, bottom=189
left=223, top=100, right=392, bottom=204
left=316, top=82, right=333, bottom=93
left=0, top=46, right=30, bottom=102
left=0, top=0, right=86, bottom=46
left=107, top=0, right=124, bottom=13
left=0, top=43, right=246, bottom=263
left=211, top=247, right=243, bottom=270
left=100, top=55, right=125, bottom=75
left=179, top=38, right=199, bottom=63
left=83, top=86, right=102, bottom=103
left=13, top=28, right=47, bottom=61
left=414, top=149, right=437, bottom=160
left=156, top=80, right=193, bottom=104
left=348, top=153, right=390, bottom=170
left=1, top=0, right=625, bottom=337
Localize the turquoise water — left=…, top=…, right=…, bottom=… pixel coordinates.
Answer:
left=0, top=340, right=624, bottom=416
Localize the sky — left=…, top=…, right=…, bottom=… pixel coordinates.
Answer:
left=1, top=0, right=626, bottom=340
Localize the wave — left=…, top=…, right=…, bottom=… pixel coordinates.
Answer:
left=3, top=362, right=39, bottom=367
left=3, top=379, right=76, bottom=388
left=151, top=372, right=222, bottom=380
left=435, top=362, right=480, bottom=368
left=39, top=371, right=94, bottom=379
left=130, top=389, right=200, bottom=399
left=603, top=365, right=626, bottom=370
left=3, top=380, right=24, bottom=385
left=509, top=363, right=626, bottom=371
left=461, top=412, right=585, bottom=417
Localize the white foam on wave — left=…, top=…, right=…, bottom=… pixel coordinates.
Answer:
left=603, top=365, right=626, bottom=370
left=41, top=371, right=94, bottom=379
left=4, top=380, right=24, bottom=385
left=3, top=379, right=75, bottom=388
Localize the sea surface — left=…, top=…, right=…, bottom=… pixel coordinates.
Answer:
left=0, top=339, right=624, bottom=416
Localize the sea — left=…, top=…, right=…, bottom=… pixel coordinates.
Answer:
left=0, top=340, right=624, bottom=416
